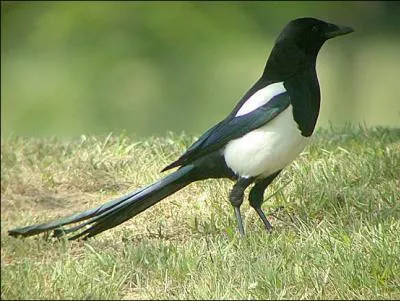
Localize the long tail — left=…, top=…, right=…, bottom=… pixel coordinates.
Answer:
left=8, top=165, right=196, bottom=240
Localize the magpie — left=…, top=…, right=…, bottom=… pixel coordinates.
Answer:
left=8, top=17, right=353, bottom=240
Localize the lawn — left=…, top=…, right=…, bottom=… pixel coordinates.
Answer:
left=1, top=126, right=399, bottom=299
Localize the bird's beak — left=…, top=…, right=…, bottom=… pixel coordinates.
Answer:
left=324, top=23, right=354, bottom=39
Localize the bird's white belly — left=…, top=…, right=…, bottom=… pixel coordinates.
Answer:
left=223, top=105, right=309, bottom=178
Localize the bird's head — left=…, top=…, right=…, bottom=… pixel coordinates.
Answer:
left=276, top=17, right=354, bottom=55
left=262, top=17, right=353, bottom=81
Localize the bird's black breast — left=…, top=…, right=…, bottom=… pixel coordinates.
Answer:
left=284, top=71, right=321, bottom=137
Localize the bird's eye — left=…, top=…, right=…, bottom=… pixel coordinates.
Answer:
left=312, top=25, right=319, bottom=33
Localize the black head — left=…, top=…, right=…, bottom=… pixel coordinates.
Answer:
left=262, top=17, right=353, bottom=81
left=276, top=17, right=354, bottom=55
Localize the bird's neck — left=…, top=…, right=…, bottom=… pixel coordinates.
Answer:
left=261, top=42, right=319, bottom=82
left=260, top=44, right=321, bottom=137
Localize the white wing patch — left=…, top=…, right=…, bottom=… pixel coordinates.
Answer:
left=235, top=82, right=287, bottom=117
left=224, top=105, right=308, bottom=178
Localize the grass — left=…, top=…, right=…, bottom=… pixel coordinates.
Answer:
left=1, top=126, right=400, bottom=300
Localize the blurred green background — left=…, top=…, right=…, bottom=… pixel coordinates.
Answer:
left=2, top=1, right=400, bottom=138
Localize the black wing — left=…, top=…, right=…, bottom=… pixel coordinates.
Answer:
left=162, top=91, right=291, bottom=171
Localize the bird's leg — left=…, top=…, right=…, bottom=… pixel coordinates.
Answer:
left=229, top=177, right=254, bottom=236
left=249, top=170, right=281, bottom=232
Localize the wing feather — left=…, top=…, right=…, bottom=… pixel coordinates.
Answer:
left=162, top=91, right=291, bottom=171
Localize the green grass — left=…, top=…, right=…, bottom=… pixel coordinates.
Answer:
left=1, top=126, right=400, bottom=300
